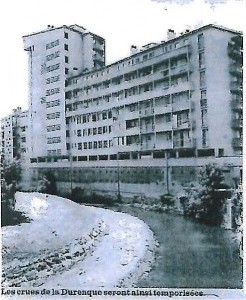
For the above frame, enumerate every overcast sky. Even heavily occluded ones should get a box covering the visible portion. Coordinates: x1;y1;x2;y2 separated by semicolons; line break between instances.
0;0;243;119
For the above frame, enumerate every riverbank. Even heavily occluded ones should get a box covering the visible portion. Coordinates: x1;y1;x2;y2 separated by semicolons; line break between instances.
112;204;242;288
2;192;156;289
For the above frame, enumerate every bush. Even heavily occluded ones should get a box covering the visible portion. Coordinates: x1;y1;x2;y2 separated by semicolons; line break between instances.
197;164;231;227
1;160;30;226
160;193;174;208
70;188;114;206
36;172;57;195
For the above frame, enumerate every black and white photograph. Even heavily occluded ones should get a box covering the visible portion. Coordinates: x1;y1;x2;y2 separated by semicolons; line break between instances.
0;0;244;299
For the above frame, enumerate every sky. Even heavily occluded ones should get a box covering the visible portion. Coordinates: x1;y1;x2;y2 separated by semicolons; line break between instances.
0;0;243;119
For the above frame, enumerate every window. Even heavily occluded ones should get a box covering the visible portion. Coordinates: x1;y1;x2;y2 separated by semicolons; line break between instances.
65;56;69;63
65;68;69;75
199;71;206;87
108;110;112;118
202;129;208;147
103;140;108;148
78;143;82;150
89;142;92;149
98;141;102;148
77;130;81;137
64;32;68;39
198;33;204;50
83;142;87;149
218;148;224;157
201;90;207;99
201;109;208;126
93;141;98;149
103;126;107;134
92;114;97;122
64;44;68;51
199;52;205;68
102;111;107;120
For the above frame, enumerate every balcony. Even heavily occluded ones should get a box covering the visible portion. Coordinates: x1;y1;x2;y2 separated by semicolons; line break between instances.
139;108;155;117
172;100;190;112
228;47;242;60
140;142;156;151
170;64;189;77
155;104;172;115
140;125;155;134
155;122;172;132
173;138;193;148
229;63;242;75
155;140;173;150
232;137;243;148
126;126;140;135
173;120;191;130
230;82;242;92
231;98;243;111
231;118;243;129
166;81;191;94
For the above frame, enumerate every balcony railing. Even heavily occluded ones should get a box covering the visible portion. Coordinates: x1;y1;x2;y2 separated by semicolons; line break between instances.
231;98;243;110
232;137;243;148
230;82;243;91
231;118;243;129
173;138;193;148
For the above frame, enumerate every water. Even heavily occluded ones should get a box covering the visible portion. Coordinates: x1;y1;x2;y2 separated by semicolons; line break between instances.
113;205;242;288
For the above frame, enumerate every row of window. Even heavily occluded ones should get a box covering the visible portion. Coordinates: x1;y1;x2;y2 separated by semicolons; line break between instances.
46;99;60;108
68;139;113;150
46;75;60;85
47;136;61;144
69;110;113;124
46;39;59;50
47;124;61;132
46;87;60;97
46;63;60;73
46;112;60;120
45;88;60;96
68;125;112;138
47;149;61;156
46;51;60;62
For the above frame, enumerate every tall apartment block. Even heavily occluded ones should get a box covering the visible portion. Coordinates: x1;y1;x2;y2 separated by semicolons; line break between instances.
1;24;242;196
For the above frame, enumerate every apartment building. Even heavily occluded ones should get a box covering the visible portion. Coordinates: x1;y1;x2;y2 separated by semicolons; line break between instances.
23;24;105;160
1;24;243;196
1;107;29;164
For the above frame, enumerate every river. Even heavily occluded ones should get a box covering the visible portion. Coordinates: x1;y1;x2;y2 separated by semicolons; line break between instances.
112;205;242;289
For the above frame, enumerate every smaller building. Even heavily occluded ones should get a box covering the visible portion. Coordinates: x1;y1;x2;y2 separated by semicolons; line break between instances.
1;107;29;165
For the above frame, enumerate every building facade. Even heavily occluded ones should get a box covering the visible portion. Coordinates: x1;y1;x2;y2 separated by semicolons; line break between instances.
1;24;243;196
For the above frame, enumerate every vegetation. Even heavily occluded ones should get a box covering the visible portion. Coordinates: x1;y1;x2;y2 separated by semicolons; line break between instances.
1;160;30;226
37;171;57;195
70;187;114;207
180;164;231;227
160;193;175;209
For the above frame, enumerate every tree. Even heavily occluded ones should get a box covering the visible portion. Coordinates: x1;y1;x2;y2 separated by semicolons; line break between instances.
1;159;24;226
197;164;231;226
36;171;57;195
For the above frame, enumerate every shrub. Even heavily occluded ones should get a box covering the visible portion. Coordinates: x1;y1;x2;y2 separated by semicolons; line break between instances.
160;193;174;208
197;164;231;227
36;171;57;195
